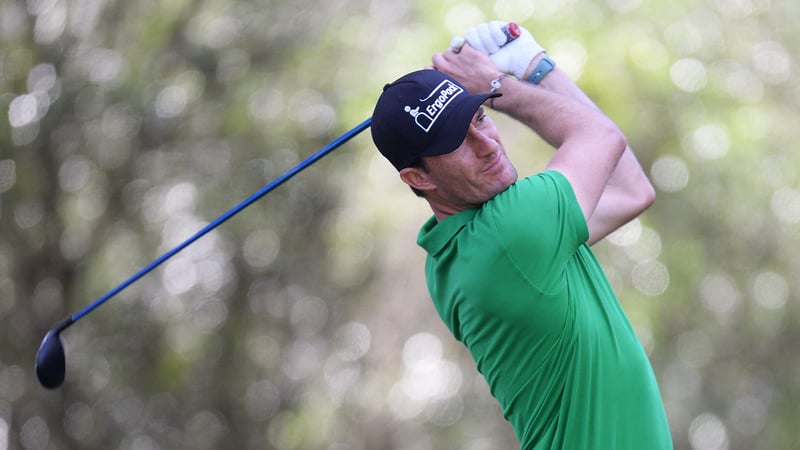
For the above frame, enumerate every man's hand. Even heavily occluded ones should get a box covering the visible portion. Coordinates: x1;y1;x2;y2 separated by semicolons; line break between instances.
462;21;545;79
432;45;502;96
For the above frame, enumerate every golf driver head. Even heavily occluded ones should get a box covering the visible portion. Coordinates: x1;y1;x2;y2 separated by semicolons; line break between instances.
35;319;72;389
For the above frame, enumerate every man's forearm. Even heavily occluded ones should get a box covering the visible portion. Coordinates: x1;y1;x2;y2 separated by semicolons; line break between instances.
525;54;656;243
488;71;620;151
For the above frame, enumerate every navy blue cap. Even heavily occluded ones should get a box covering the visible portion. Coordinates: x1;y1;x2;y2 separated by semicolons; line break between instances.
371;70;500;170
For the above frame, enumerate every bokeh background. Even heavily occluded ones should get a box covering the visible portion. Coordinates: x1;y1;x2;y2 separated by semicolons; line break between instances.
2;0;799;448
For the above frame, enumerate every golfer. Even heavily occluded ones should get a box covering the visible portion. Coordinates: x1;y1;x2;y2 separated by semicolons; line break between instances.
370;21;672;449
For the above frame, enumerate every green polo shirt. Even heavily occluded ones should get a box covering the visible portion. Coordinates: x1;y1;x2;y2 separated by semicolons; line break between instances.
417;170;671;449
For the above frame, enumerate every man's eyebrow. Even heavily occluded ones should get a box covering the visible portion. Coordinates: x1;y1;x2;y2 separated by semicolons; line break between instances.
474;106;485;121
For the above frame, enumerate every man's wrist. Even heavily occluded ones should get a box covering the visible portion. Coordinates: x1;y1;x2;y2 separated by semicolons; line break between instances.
490;74;508;93
489;73;509;109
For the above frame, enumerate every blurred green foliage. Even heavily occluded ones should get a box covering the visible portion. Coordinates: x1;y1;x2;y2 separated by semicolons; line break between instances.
1;0;799;449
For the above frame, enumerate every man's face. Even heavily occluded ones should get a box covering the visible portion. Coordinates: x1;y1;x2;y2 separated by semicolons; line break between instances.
421;107;518;210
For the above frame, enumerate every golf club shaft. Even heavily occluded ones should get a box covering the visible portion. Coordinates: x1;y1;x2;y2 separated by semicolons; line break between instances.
67;117;372;325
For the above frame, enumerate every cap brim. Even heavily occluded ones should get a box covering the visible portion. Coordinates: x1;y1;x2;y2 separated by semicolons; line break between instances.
420;92;501;158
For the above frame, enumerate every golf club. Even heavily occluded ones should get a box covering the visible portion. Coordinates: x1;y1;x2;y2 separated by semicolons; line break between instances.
35;117;372;389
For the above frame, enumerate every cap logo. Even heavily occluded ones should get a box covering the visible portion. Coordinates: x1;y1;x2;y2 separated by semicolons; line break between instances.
404;80;463;133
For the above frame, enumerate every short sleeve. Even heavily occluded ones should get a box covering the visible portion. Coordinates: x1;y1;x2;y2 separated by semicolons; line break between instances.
483;170;589;292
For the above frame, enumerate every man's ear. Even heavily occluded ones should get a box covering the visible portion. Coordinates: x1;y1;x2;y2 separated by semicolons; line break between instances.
399;167;436;192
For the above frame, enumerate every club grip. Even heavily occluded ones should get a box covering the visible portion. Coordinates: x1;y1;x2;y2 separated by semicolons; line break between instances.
501;22;521;45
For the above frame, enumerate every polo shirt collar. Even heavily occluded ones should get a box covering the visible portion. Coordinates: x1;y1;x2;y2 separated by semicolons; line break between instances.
416;208;479;256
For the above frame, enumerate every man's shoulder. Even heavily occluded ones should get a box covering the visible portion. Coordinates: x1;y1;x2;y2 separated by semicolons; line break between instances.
487;169;575;211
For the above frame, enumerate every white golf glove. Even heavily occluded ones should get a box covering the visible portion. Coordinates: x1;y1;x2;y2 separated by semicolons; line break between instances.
462;21;545;79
